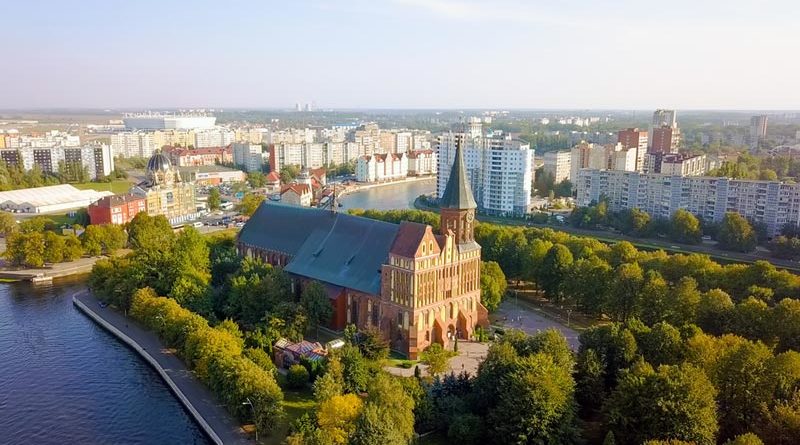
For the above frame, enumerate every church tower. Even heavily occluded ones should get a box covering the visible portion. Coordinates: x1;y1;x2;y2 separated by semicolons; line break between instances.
440;140;477;245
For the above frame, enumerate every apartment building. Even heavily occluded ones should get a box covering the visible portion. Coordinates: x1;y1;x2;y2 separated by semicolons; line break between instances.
750;115;768;150
543;150;571;183
0;144;114;180
232;143;263;172
656;153;707;176
355;153;408;182
194;128;235;148
167;146;233;167
575;169;800;237
617;128;648;171
437;120;534;215
111;132;156;158
407;150;437;176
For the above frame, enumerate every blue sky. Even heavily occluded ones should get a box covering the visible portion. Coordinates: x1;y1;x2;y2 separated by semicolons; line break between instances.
2;0;798;109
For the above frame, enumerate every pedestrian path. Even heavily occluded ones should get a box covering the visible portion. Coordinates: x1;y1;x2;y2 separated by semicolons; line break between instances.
73;291;252;445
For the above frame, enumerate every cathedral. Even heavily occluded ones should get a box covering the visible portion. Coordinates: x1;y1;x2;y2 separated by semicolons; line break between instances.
237;144;487;358
131;150;198;225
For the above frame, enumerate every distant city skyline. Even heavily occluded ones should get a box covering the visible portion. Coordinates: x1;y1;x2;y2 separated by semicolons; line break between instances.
3;0;799;109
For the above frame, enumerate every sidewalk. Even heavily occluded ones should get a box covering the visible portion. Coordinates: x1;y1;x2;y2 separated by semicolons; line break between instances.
74;291;252;445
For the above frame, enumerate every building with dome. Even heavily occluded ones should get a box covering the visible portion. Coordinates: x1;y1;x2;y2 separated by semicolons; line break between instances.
130;150;198;225
238;142;487;358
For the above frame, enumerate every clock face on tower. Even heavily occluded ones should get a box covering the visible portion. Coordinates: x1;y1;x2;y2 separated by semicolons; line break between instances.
466;212;474;223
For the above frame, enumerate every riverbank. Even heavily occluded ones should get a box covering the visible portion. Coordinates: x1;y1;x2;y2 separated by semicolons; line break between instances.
0;256;100;282
73;291;251;445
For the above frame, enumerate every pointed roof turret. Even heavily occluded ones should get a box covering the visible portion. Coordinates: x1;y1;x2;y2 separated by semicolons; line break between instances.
440;140;477;209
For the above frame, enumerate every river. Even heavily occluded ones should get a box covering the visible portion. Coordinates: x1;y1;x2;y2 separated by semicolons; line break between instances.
338;178;436;211
0;277;210;445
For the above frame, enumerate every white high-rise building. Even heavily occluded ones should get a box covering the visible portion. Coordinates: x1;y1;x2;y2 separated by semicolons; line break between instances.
194;128;235;148
543;150;572;183
110;132;155;158
575;169;800;237
437;121;534;215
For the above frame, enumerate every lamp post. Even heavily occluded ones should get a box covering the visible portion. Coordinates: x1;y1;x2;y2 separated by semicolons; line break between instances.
243;397;257;442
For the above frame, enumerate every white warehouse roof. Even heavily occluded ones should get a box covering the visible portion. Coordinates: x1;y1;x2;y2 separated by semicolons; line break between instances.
0;184;114;214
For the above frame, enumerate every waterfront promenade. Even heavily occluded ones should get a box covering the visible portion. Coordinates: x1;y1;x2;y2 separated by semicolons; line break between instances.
73;291;251;445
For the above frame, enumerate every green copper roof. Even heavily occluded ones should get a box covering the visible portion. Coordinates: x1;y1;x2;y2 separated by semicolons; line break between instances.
238;202;399;295
440;143;477;209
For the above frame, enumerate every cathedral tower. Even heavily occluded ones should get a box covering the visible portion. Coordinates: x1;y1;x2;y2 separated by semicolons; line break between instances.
440;140;477;245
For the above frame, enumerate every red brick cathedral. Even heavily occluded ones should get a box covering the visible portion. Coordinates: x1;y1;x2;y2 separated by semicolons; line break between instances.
238;144;488;358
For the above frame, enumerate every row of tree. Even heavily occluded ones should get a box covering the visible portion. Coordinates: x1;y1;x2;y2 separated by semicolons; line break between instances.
3;214;126;268
129;287;284;434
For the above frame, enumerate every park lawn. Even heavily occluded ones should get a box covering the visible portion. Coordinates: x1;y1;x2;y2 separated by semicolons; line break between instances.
72;180;133;195
44;213;80;226
263;374;316;445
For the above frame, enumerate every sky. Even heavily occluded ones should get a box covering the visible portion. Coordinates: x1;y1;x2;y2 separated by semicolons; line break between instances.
2;0;799;110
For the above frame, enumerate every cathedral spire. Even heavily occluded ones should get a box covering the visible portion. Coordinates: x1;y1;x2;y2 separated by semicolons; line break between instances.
440;139;477;210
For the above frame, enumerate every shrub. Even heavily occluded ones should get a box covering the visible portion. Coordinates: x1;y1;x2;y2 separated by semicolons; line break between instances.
287;364;310;389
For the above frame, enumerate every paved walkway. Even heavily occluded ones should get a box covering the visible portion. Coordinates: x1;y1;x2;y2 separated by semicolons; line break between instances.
74;291;251;445
493;298;580;350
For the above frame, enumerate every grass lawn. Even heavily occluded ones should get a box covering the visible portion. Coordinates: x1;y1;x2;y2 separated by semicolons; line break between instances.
72;180;133;195
45;213;80;227
262;374;316;444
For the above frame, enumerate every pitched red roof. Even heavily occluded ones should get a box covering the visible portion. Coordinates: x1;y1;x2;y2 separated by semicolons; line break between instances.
389;221;437;258
265;171;280;183
280;183;311;196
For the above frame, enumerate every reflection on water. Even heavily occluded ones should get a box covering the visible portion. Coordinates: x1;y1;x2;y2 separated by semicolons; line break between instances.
339;179;435;211
0;278;210;445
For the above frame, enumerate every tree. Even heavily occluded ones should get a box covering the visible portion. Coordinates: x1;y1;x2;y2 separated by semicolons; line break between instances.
486;353;577;445
420;343;455;376
246;172;266;188
0;211;17;237
606;262;644;322
708;339;774;440
539;244;574;302
479;261;507;312
81;224;104;256
618;208;651;236
127;212;175;253
351;373;415;445
717;213;758;253
670;209;702;244
564;255;611;317
208;187;222;211
604;362;718;445
279;165;301;185
237;193;265;217
5;231;46;267
317;393;364;445
63;233;84;261
43;231;65;263
287;364;310;389
339;345;370;394
301;281;333;337
313;354;344;402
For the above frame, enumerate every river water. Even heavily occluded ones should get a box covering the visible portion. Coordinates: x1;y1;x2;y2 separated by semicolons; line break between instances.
0;278;210;445
338;178;436;211
0;181;433;444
